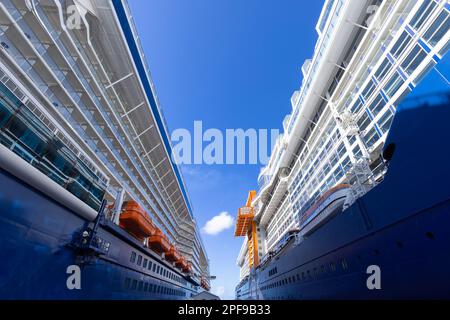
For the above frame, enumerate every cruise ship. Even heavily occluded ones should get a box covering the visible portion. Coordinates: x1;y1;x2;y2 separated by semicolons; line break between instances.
235;0;450;299
0;0;211;299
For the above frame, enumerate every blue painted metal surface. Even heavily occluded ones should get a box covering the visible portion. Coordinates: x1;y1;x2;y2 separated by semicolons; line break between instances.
0;168;198;300
237;50;450;300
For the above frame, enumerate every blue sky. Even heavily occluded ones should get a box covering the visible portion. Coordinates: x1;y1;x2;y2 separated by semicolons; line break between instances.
128;0;324;299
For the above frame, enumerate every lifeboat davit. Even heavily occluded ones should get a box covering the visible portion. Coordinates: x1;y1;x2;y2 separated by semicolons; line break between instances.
119;201;156;241
148;229;171;254
165;245;181;262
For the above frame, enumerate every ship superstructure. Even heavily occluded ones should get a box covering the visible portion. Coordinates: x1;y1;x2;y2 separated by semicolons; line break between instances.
236;0;450;299
0;0;210;299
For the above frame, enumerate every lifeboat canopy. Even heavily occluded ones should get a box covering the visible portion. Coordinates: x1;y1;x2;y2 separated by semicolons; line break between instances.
148;228;171;254
119;201;156;241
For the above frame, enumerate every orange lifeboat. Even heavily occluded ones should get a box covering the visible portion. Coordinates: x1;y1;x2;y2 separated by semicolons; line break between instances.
175;256;186;269
148;228;171;254
201;277;210;291
119;201;156;241
165;245;181;263
175;257;191;273
182;261;192;273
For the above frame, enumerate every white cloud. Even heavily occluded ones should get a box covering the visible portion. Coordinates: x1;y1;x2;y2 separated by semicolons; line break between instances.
202;212;234;235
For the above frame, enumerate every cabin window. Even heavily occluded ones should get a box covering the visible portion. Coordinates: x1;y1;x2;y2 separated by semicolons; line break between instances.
378;110;394;133
410;0;438;31
148;261;152;271
137;255;142;266
131;279;137;290
152;264;156;272
391;31;412;59
0;85;107;211
401;45;427;76
138;281;143;291
144;282;148;291
341;259;349;270
330;262;336;272
124;278;130;289
143;258;148;268
367;94;385;118
130;252;136;263
375;58;392;81
361;80;376;101
424;10;450;47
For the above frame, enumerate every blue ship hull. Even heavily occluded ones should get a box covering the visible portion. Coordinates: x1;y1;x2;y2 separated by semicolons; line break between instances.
0;167;199;300
236;52;450;300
